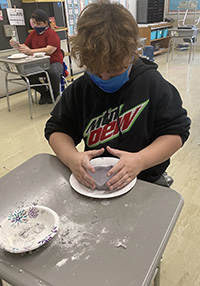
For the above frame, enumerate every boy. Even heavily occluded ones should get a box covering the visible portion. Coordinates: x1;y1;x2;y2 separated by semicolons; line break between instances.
10;9;63;104
45;0;190;190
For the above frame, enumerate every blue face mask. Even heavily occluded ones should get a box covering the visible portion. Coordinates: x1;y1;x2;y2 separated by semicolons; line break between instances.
88;63;132;93
34;26;48;35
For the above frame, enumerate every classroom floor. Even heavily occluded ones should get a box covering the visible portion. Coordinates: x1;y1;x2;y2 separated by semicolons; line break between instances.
1;49;200;286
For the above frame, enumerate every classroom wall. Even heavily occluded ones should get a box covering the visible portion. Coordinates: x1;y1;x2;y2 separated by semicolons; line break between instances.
0;0;199;98
129;0;137;18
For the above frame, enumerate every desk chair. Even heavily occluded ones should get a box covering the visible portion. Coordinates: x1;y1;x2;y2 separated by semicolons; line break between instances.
5;70;55;119
177;1;200;28
59;60;69;96
154;172;174;188
167;27;198;63
34;61;69;104
167;1;199;63
34;52;69;104
34;49;69;103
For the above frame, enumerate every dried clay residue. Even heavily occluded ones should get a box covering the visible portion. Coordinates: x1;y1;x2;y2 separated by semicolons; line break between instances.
10;222;45;249
53;215;93;251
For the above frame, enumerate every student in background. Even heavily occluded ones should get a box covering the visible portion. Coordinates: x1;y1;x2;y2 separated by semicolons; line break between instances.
44;0;191;190
10;9;63;104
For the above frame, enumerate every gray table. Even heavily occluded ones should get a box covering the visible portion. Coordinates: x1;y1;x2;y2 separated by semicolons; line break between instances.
0;55;55;119
0;154;184;286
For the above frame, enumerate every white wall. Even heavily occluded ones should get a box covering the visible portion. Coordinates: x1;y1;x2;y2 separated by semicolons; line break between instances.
128;0;137;18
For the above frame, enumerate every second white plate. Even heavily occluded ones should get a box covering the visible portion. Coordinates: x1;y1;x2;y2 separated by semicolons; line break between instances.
8;53;27;59
69;157;137;199
33;52;46;58
0;206;59;253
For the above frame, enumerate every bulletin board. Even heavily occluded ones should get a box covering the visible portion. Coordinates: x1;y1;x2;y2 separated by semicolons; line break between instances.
65;0;129;36
0;0;28;51
167;0;200;13
0;7;13;50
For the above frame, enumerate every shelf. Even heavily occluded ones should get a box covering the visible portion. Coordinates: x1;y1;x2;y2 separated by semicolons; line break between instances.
52;27;67;32
151;36;171;42
154;48;168;55
138;22;173;56
151;25;173;30
148;22;174;30
138;22;172;30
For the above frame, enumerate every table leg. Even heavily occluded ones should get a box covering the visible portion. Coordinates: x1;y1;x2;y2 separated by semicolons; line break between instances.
192;37;196;61
5;72;11;112
166;38;172;62
188;38;193;64
154;261;161;286
23;76;33;119
34;90;38;104
44;71;55;106
172;38;175;59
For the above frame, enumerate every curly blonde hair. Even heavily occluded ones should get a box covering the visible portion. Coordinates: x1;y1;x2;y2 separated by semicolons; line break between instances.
70;0;140;75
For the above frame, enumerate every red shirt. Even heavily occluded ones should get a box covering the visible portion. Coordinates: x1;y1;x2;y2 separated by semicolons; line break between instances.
24;27;63;64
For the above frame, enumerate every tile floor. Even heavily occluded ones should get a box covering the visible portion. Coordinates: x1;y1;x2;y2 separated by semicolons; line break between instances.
0;49;200;286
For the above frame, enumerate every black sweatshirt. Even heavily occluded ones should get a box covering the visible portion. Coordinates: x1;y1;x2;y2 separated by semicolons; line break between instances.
45;58;191;183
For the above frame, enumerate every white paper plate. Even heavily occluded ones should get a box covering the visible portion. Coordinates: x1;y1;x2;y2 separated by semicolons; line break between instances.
33;52;46;58
69;157;137;199
0;206;59;253
8;54;27;59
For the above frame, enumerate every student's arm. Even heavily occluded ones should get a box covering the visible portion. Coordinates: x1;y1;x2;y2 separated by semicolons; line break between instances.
49;132;104;189
18;44;56;55
106;134;182;190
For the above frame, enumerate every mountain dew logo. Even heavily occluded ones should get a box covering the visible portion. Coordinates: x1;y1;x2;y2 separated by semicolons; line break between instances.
84;99;149;147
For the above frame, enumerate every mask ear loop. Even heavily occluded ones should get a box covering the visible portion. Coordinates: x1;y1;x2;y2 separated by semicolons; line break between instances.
116;89;126;141
110;60;133;138
117;107;124;140
116;58;133;139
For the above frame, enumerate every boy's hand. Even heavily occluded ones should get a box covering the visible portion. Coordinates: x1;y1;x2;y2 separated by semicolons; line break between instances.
69;148;105;189
105;146;144;190
10;39;20;49
18;44;33;55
